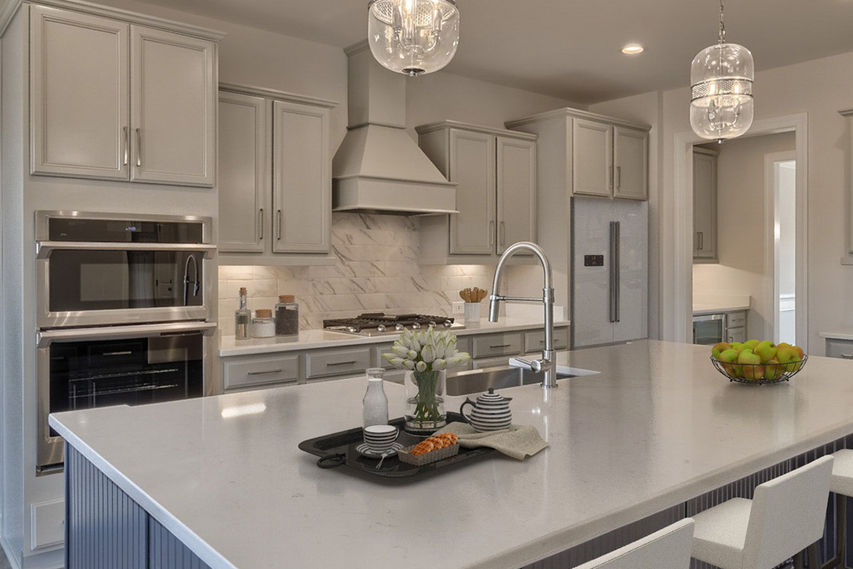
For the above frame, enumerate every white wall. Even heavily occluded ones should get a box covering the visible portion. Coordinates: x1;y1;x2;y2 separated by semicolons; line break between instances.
594;49;853;354
692;133;795;339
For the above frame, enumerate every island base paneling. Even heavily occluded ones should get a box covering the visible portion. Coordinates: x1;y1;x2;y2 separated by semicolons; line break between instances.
65;446;211;569
523;434;851;569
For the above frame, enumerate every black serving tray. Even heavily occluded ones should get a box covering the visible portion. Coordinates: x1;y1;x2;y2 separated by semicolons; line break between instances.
298;413;497;482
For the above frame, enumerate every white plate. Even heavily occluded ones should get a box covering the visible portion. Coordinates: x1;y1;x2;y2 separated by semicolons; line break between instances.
356;442;404;458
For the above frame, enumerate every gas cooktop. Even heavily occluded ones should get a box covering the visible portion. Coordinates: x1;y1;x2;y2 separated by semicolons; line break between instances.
323;313;459;337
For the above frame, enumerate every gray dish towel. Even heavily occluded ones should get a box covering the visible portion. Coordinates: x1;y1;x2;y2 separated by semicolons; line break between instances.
435;422;548;461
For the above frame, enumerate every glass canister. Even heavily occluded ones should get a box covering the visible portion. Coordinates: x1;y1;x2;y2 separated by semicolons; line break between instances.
275;295;299;337
363;368;389;427
250;309;276;338
234;287;251;340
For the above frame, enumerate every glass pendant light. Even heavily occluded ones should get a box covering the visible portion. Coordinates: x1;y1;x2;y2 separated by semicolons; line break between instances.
367;0;460;76
690;0;754;142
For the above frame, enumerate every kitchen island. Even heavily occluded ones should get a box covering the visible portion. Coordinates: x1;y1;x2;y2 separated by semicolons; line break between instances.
50;340;853;569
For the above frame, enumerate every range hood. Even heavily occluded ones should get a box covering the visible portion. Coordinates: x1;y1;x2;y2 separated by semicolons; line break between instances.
332;43;457;215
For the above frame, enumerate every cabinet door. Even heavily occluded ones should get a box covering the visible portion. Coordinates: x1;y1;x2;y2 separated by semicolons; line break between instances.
613;126;648;200
693;150;717;259
130;26;216;186
496;137;536;253
572;119;612;198
218;92;269;253
449;129;496;254
272;100;331;253
30;6;129;180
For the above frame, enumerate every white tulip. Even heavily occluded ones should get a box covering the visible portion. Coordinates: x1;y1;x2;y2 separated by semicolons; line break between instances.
434;338;446;359
402;359;415;370
407;349;417;360
415;360;427;372
421;344;435;363
392;345;409;358
433;358;447;371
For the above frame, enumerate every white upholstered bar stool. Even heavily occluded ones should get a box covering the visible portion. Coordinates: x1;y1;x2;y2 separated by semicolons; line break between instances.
691;455;834;569
573;519;694;569
820;448;853;569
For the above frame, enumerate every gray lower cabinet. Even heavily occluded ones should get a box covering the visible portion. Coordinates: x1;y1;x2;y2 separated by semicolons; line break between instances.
222;352;299;390
825;338;853;360
66;445;210;569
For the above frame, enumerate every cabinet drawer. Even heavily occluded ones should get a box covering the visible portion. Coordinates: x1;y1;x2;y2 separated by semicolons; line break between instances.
472;355;512;369
471;332;523;359
826;339;853;360
524;328;569;353
726;326;745;344
305;347;371;379
223;353;299;390
726;311;746;328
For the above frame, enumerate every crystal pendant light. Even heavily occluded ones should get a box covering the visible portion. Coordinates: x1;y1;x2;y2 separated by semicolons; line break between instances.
367;0;460;76
690;0;754;142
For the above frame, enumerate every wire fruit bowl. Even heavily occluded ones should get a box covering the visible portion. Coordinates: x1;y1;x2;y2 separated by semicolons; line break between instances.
710;354;808;385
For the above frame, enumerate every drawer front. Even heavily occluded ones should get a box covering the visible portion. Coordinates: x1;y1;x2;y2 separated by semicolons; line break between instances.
471;332;523;359
223;353;299;390
370;343;407;384
725;326;745;344
726;311;746;328
826;339;853;360
524;328;569;353
305;347;371;379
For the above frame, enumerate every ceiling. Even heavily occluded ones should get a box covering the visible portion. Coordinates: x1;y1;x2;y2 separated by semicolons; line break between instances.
131;0;853;104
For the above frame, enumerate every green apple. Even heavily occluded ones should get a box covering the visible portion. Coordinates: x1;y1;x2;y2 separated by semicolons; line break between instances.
738;349;764;380
764;359;781;380
718;348;742;377
731;342;745;354
755;341;777;363
777;346;798;372
743;339;760;352
711;342;732;360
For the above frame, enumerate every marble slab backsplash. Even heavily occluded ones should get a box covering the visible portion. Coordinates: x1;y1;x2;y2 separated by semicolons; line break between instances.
217;213;532;335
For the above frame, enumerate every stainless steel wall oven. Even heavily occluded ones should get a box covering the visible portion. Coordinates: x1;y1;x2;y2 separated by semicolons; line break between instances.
35;212;217;472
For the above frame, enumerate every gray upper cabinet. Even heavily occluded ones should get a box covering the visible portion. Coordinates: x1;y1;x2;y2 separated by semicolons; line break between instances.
29;5;217;187
572;118;612;198
272;100;331;254
416;121;536;263
218;85;335;264
130;26;216;186
218;91;267;253
613;126;649;200
693;147;718;261
573;119;648;200
30;7;129;180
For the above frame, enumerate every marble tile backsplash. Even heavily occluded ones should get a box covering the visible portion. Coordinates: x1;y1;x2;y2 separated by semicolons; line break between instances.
218;213;499;335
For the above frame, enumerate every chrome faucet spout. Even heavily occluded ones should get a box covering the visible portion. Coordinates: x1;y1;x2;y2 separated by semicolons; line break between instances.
489;241;557;389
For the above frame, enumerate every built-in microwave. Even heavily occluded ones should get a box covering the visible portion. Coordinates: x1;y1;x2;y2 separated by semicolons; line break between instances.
35;211;215;328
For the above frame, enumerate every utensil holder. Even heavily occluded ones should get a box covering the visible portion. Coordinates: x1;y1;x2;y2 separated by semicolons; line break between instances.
464;302;481;326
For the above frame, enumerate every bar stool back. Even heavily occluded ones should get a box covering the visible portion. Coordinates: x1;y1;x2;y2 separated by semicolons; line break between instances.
573;519;694;569
692;455;834;569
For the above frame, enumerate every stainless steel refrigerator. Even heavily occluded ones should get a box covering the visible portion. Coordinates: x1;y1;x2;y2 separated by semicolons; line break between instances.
571;196;648;348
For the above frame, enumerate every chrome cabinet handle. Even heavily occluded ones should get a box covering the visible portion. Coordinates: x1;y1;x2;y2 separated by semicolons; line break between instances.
276;210;282;241
258;209;264;240
326;360;357;367
135;128;142;167
609;164;614;189
122;127;129;166
841;354;853;360
616;166;622;189
102;350;132;357
500;221;506;247
489;220;495;246
699;231;704;251
247;369;283;376
489;344;512;349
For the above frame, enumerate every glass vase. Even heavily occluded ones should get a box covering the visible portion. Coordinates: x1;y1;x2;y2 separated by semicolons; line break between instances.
404;369;447;433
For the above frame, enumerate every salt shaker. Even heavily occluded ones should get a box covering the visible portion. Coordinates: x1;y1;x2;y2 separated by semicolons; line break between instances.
362;368;389;427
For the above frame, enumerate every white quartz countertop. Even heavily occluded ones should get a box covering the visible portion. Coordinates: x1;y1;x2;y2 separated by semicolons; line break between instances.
50;340;853;569
692;303;751;316
219;317;571;357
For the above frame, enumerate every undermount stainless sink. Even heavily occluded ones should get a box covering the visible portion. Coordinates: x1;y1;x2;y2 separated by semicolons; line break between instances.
446;365;577;396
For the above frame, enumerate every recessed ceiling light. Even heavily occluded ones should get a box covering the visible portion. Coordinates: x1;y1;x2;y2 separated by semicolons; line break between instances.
621;43;644;55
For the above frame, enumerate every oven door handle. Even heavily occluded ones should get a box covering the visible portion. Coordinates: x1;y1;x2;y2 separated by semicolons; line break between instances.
37;322;217;347
35;241;217;259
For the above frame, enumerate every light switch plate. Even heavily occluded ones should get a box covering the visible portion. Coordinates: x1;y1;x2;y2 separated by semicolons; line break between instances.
451;301;464;315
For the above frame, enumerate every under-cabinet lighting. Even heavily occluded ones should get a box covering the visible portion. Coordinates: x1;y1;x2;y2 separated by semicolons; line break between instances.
621;43;644;55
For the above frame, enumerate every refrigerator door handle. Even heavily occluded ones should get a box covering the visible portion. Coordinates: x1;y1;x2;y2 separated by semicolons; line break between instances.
609;221;617;323
614;221;621;322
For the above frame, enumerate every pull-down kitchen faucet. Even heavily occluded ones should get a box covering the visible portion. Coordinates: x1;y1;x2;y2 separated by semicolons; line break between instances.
488;241;557;389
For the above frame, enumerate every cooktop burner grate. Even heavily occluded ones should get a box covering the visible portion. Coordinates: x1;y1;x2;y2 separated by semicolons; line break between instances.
323;313;457;336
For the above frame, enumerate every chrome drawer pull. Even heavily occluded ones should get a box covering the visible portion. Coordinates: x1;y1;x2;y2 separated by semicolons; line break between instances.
326;360;357;367
489;344;512;349
841;354;853;360
102;350;132;356
247;369;283;376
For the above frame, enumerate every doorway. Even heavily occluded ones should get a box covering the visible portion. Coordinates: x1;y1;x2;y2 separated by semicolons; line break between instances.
767;154;796;344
